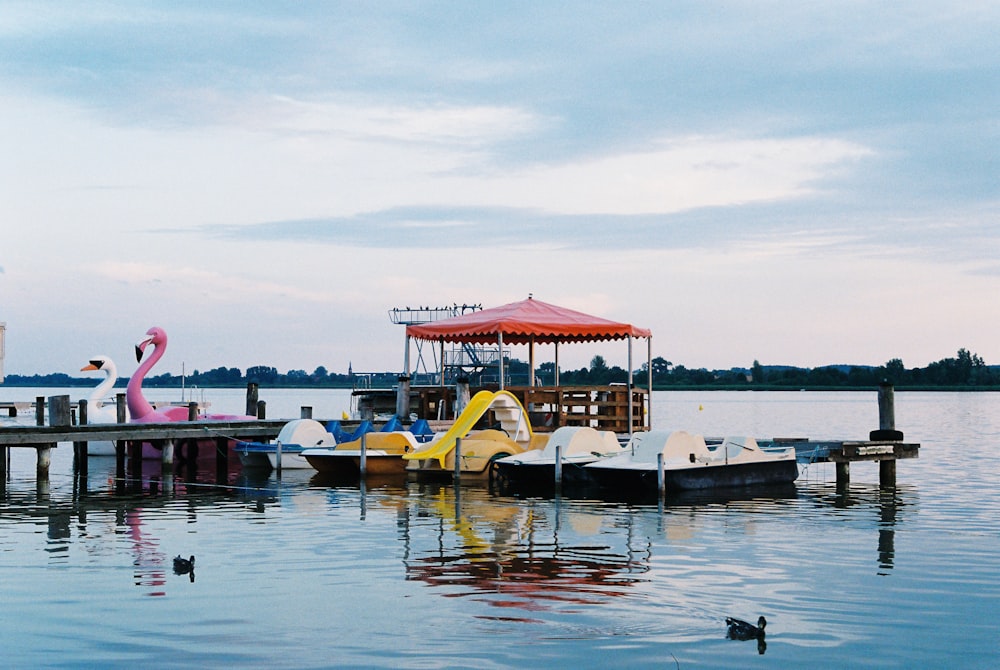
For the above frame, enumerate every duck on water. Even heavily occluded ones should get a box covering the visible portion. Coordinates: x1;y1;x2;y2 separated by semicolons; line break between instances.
726;615;766;654
173;555;195;582
726;615;766;640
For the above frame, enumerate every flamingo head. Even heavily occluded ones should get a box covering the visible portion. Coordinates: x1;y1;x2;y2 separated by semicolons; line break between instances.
81;356;112;372
135;327;167;363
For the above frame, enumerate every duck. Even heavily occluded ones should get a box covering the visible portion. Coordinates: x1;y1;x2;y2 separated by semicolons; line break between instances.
726;615;766;640
173;555;195;574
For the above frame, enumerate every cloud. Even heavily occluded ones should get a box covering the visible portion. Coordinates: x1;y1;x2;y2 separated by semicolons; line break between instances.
90;262;332;303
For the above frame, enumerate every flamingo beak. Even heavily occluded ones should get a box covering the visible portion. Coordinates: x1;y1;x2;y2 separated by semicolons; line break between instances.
135;337;153;363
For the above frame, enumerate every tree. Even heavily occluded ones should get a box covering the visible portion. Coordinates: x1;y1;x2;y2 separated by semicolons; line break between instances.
751;360;765;384
589;355;610;384
650;357;672;379
246;365;279;384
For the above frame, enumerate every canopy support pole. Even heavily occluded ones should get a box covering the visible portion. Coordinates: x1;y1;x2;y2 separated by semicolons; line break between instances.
627;337;634;435
554;343;560;387
647;335;653;429
528;336;535;387
498;332;504;390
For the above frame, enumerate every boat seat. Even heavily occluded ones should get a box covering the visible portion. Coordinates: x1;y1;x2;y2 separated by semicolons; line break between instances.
410;418;435;443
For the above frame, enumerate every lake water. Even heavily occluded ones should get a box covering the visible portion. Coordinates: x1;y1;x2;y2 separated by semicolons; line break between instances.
1;388;998;669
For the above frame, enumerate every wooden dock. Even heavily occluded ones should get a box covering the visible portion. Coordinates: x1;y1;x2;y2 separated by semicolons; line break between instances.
0;391;287;483
1;383;919;489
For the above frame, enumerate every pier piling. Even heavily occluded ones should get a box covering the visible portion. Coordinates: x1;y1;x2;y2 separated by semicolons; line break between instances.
830;383;914;488
878;382;897;487
246;383;259;417
74;399;89;477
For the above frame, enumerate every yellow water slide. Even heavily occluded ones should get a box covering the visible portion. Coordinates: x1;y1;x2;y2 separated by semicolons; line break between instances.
402;390;534;468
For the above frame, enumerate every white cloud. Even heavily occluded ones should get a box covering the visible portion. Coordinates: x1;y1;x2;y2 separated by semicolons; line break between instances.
462;135;873;215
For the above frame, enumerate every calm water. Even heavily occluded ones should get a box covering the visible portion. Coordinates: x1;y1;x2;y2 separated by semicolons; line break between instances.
1;388;998;669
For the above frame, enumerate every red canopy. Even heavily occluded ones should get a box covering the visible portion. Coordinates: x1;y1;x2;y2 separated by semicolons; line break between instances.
405;297;651;344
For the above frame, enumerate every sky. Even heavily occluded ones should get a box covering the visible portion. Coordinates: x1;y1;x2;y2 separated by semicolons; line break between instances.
1;2;998;380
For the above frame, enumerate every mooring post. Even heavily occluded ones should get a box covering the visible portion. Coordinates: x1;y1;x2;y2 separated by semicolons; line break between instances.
161;439;175;470
301;406;312;419
116;393;126;423
396;375;411;422
35;396;45;426
256;400;266;420
878;381;895;431
246;382;259;417
187;402;198;421
359;432;367;477
454;437;462;482
878;381;897;488
880;459;897;487
43;395;71;481
75;399;89;477
455;376;471;417
554;443;563;486
836;461;850;487
657;452;665;496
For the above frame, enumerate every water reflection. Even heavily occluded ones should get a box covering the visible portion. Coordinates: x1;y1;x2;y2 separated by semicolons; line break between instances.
815;482;911;575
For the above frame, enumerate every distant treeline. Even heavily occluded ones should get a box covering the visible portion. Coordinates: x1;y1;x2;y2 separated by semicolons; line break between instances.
4;349;997;390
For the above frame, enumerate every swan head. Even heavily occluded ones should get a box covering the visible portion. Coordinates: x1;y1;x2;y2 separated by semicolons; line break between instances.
135;327;167;363
81;356;113;373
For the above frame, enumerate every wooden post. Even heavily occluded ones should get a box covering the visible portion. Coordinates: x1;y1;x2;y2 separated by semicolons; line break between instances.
246;383;259;417
116;393;126;423
878;381;897;488
115;440;126;486
75;399;89;477
880;459;897;487
396;375;411;421
455;376;470;417
878;381;895;431
43;395;71;480
161;439;175;469
836;461;850;487
301;406;313;419
256;401;266;420
359;432;367;477
554;443;563;486
35;396;45;426
657;452;665;496
454;437;462;481
187;402;198;421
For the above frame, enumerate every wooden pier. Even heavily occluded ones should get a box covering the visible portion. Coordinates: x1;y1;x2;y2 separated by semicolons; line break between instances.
0;393;286;483
1;383;918;489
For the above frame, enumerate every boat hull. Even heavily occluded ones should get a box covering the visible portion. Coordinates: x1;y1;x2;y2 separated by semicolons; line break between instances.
586;458;799;493
235;442;314;470
303;451;407;477
491;459;599;491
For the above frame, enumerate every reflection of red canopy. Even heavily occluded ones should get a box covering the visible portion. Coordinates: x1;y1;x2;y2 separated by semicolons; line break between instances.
405;297;651;344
